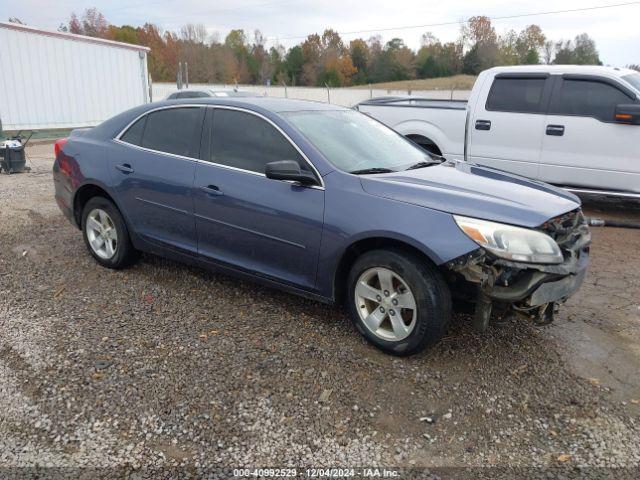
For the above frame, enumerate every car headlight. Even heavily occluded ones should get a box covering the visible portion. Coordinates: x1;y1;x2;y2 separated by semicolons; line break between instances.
454;215;563;264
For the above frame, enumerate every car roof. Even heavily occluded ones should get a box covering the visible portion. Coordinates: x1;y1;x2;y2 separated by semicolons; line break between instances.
158;96;347;113
485;65;638;78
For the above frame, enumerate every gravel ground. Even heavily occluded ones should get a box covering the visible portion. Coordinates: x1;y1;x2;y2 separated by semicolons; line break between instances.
1;144;639;477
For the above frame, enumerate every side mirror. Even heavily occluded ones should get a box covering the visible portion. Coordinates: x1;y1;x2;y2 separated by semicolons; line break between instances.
265;160;318;186
614;104;640;125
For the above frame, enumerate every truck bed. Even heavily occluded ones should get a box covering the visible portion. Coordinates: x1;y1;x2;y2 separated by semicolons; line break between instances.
358;97;468;110
358;97;468;159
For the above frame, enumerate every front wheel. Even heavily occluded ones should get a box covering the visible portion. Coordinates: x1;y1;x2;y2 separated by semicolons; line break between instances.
347;249;451;356
81;196;140;269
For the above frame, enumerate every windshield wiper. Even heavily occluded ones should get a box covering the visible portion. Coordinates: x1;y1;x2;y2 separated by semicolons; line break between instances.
405;160;442;170
349;167;395;175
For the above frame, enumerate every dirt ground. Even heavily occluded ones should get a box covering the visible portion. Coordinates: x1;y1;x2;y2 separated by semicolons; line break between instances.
1;143;639;477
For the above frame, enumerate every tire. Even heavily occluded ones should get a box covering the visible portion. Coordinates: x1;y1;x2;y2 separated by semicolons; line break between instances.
347;249;451;356
81;196;140;269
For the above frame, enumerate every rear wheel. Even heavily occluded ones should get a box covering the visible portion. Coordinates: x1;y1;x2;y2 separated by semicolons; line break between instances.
406;135;442;156
81;196;139;269
347;249;451;356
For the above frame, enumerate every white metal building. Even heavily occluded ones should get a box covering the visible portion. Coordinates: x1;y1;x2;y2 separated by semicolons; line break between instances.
0;22;150;132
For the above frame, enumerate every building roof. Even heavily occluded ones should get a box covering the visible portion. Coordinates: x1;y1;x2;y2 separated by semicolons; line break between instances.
0;21;150;53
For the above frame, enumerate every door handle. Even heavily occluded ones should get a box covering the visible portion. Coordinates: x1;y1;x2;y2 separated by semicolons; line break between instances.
115;163;134;174
200;184;223;196
475;119;491;131
546;125;565;136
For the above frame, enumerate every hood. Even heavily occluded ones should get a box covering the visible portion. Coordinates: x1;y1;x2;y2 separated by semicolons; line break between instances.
359;160;581;228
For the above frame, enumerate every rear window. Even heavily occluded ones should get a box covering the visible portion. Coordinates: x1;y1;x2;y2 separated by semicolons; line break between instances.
120;116;146;146
142;107;203;157
486;77;546;113
120;107;203;158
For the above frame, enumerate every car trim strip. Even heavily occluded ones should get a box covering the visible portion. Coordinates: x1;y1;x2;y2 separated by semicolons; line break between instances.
134;196;190;215
193;213;307;250
113;103;325;190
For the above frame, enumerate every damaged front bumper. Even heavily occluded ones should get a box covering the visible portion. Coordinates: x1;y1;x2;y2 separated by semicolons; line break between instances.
445;209;591;328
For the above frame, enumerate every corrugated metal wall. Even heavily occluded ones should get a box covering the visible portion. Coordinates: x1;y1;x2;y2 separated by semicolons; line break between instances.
0;23;149;131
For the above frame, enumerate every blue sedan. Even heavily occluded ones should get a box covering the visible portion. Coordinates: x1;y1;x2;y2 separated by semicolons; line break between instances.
53;98;590;355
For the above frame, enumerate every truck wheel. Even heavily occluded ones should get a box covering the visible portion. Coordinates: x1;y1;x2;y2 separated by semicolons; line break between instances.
347;249;451;356
81;196;140;269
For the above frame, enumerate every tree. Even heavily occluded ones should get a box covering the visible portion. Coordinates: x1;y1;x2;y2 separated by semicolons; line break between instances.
224;29;250;82
553;40;574;64
180;23;208;44
249;30;273;84
369;38;414;83
515;25;545;64
68;13;82;34
573;33;601;65
284;46;304;85
349;39;370;84
461;16;500;74
53;8;606;86
542;41;555;65
416;33;460;78
106;25;139;45
553;34;601;65
81;7;109;37
8;17;23;24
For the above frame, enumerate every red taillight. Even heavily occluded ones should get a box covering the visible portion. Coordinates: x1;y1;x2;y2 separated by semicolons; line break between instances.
54;138;68;157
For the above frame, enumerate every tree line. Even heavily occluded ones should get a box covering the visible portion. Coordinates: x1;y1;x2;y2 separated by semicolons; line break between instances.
26;8;616;86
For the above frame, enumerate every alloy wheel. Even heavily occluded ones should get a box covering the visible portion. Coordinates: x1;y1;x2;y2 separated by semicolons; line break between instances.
86;208;118;260
354;267;417;341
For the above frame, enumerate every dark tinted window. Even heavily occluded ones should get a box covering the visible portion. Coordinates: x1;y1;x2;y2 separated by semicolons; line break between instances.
180;91;210;98
550;79;634;121
210;109;310;174
486;77;546;113
120;116;146;146
141;107;203;157
623;73;640;91
167;92;179;99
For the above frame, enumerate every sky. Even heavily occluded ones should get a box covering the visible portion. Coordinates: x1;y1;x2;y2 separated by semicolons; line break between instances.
3;0;639;66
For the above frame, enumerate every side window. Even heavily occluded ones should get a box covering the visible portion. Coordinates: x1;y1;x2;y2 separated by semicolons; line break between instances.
141;107;203;157
486;77;546;113
210;109;311;175
550;79;634;121
120;116;146;146
167;92;178;99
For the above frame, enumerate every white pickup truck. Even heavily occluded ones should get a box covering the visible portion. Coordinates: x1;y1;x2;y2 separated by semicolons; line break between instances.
358;66;640;196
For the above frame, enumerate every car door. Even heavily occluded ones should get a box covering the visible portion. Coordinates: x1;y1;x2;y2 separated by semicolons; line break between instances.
468;74;552;179
539;76;640;193
110;106;205;253
193;107;325;290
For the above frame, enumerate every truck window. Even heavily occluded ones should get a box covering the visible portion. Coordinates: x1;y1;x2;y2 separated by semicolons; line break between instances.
486;77;546;113
549;79;634;122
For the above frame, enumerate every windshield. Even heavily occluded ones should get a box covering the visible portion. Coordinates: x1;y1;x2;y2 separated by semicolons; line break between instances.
622;73;640;92
283;110;434;173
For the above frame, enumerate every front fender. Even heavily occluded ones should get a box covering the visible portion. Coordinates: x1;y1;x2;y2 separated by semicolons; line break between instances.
315;171;480;299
